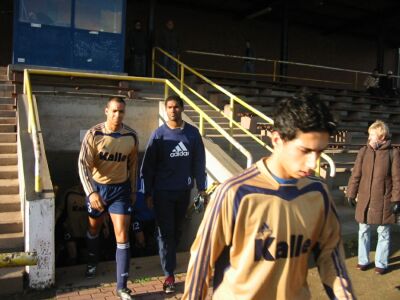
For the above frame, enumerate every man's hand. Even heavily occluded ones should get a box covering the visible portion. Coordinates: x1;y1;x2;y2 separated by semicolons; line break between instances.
199;190;209;206
392;202;400;214
145;195;154;210
347;197;357;208
89;192;104;212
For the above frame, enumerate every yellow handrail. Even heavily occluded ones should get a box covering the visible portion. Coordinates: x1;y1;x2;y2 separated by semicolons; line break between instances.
23;70;41;192
186;49;399;90
192;67;351;86
23;69;254;193
153;47;274;140
165;81;253;167
152;47;336;177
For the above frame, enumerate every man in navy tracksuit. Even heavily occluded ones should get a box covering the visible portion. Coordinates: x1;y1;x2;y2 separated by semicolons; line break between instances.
141;95;207;294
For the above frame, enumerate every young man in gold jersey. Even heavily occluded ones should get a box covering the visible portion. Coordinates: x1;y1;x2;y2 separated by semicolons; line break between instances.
183;96;355;299
79;97;138;300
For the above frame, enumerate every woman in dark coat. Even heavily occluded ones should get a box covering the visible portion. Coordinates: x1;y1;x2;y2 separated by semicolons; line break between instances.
346;120;400;274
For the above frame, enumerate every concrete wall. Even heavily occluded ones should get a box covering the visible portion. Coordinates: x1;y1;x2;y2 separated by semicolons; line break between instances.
18;95;55;289
36;95;159;152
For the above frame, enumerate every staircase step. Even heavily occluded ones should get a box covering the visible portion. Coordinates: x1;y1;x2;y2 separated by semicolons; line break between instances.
0;165;18;179
0;153;17;165
0;110;15;117
0;104;14;111
0;97;15;105
0;84;13;91
0;124;16;133
0;211;22;234
0;90;14;98
0;143;17;153
0;133;16;143
0;267;24;296
0;117;16;125
0;194;20;212
0;232;24;252
0;178;19;194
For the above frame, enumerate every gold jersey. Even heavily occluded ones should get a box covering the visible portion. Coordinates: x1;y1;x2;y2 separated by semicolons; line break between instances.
183;159;354;300
78;122;138;196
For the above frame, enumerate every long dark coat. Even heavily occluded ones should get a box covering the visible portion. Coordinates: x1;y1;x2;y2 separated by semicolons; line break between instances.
346;140;400;224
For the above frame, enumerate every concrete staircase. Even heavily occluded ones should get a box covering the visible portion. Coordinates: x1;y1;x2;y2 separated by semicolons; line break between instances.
0;66;24;295
182;76;361;237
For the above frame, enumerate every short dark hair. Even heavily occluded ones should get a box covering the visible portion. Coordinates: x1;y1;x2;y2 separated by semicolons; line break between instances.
165;95;184;108
107;97;126;107
273;95;336;141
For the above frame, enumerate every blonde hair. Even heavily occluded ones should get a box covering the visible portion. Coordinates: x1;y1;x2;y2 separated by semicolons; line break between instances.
368;120;390;139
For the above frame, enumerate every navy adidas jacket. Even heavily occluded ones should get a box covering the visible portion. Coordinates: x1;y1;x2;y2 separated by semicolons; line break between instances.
140;122;206;194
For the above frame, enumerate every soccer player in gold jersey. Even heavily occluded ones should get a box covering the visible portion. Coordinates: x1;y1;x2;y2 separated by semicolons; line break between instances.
183;95;355;300
79;97;138;300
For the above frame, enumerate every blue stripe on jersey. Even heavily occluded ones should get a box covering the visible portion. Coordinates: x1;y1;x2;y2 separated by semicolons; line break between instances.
323;283;336;300
332;246;353;293
233;181;330;219
94;131;137;139
188;166;260;300
193;167;261;299
330;202;340;220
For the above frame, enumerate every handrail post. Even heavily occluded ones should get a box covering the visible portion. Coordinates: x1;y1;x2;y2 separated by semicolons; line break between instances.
24;70;33;133
164;81;169;99
151;47;156;79
229;97;234;152
199;114;204;136
273;61;277;82
315;157;321;176
354;71;358;90
180;64;184;92
229;97;234;134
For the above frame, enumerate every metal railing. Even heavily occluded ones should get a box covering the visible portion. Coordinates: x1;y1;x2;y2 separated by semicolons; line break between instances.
186;49;400;90
152;47;336;177
23;69;253;193
0;252;37;268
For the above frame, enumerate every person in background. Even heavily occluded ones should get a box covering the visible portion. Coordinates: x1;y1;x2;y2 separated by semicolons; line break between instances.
129;20;147;76
363;68;380;96
159;19;180;76
243;40;255;74
347;120;400;275
379;70;398;98
55;184;88;266
141;95;207;294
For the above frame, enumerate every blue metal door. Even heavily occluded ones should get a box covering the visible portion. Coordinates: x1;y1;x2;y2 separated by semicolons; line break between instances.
13;0;73;68
13;0;126;73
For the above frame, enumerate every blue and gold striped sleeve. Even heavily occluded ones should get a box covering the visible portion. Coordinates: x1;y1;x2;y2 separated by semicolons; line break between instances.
78;126;98;196
183;166;259;300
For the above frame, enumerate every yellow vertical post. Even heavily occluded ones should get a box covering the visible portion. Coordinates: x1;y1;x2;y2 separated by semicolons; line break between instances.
180;64;184;92
24;70;33;133
164;81;170;100
229;97;234;152
273;61;277;82
199;115;204;136
315;157;321;176
354;71;358;90
151;48;156;79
